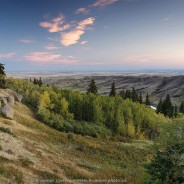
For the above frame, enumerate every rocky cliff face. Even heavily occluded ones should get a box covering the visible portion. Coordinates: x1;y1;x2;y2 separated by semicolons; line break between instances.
0;89;22;119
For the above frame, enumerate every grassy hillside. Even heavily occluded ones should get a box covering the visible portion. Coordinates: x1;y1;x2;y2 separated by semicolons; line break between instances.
0;99;154;183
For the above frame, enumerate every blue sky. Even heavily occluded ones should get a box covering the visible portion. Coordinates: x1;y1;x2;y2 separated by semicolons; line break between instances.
0;0;184;71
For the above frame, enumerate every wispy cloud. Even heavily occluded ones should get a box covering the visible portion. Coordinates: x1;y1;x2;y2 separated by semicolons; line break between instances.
0;52;16;59
60;17;95;46
24;52;79;64
45;44;61;50
91;0;119;7
24;52;61;62
75;7;89;14
80;41;88;45
161;15;174;22
19;39;35;43
40;15;71;33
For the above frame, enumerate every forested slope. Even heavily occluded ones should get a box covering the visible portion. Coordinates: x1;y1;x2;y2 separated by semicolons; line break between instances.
6;78;167;140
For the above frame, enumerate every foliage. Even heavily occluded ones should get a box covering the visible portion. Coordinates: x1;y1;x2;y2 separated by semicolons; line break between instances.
145;93;151;106
87;79;98;95
6;78;166;139
0;63;6;88
144;119;184;184
156;94;174;118
109;81;116;97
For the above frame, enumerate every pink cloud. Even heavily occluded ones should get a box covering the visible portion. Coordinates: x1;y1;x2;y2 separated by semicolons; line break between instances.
75;7;89;14
24;52;79;64
39;15;71;33
92;0;119;7
19;39;35;43
45;44;61;50
80;41;88;45
61;17;95;46
24;52;61;62
0;52;16;59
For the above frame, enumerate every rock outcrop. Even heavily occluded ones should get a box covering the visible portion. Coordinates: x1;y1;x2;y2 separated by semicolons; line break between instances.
0;89;22;119
0;104;14;119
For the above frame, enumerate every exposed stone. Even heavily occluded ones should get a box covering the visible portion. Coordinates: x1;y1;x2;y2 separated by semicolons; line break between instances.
13;93;22;102
7;95;15;106
0;104;14;119
0;97;8;107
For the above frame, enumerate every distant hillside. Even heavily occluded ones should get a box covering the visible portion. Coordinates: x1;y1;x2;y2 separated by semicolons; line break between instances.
41;75;184;106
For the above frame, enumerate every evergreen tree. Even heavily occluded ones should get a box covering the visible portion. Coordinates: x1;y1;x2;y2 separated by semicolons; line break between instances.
30;78;32;83
174;105;178;118
33;78;37;85
131;88;138;102
139;93;143;104
87;79;98;95
179;101;184;113
125;90;131;99
156;98;163;114
162;94;173;118
119;90;125;99
145;93;151;106
0;63;6;88
109;81;116;97
38;77;43;87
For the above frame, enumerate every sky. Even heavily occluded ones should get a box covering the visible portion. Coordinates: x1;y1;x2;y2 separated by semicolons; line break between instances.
0;0;184;71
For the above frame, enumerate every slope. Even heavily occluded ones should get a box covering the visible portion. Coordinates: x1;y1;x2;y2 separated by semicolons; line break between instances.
0;96;153;183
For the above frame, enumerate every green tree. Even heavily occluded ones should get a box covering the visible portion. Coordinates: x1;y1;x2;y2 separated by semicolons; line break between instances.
119;90;125;99
33;78;37;85
179;101;184;113
162;94;173;118
174;105;178;118
60;98;74;120
145;93;151;106
0;63;6;88
145;122;184;184
38;77;43;87
139;93;143;104
87;79;98;95
156;98;163;114
109;81;116;97
131;88;139;102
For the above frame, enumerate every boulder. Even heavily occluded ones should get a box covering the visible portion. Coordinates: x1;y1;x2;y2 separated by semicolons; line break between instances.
13;93;22;102
0;104;14;119
0;97;8;107
7;95;15;106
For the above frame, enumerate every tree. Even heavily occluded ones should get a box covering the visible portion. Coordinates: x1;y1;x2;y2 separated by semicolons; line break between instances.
131;88;139;102
174;105;178;118
33;78;37;85
0;63;6;88
87;79;98;95
109;81;116;97
162;94;173;118
38;91;51;111
156;98;163;114
139;93;143;104
145;93;151;106
38;77;43;87
179;101;184;113
119;90;125;99
145;122;184;183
